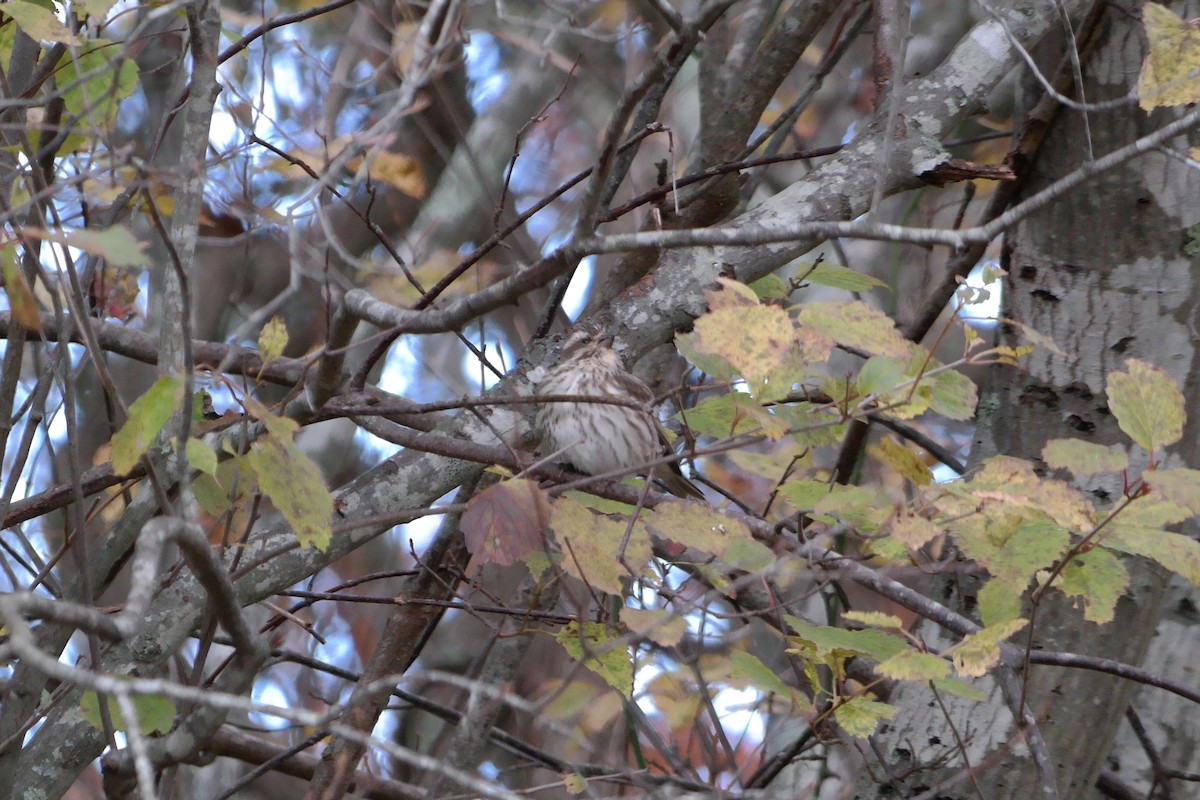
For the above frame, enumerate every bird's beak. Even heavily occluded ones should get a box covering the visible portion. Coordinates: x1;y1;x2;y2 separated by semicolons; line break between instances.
598;333;617;348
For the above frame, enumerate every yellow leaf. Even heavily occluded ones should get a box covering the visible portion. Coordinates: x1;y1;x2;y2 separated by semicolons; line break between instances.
1139;3;1200;110
258;316;289;363
562;772;587;795
835;696;897;738
2;246;42;331
245;432;334;550
871;438;933;485
799;300;911;358
358;150;426;198
843;610;905;630
888;512;943;549
692;304;795;386
1042;439;1129;475
549;496;651;595
1106;359;1185;453
2;1;83;44
875;650;950;681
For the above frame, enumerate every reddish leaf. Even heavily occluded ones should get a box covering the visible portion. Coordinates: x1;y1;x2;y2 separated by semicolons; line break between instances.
462;479;550;565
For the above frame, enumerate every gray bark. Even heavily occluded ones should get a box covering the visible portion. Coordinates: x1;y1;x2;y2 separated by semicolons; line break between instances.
858;6;1200;798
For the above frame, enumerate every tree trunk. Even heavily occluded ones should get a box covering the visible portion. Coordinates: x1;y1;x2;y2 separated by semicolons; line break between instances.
858;6;1200;798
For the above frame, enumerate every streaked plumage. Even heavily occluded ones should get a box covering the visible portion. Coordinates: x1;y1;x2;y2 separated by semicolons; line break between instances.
536;328;703;499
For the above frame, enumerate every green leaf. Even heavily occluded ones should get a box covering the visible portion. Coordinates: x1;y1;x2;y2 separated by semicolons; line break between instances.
60;40;139;121
245;432;334;550
776;479;830;509
111;376;184;475
952;619;1027;678
748;274;789;300
800;262;889;292
787;617;910;662
675;331;739;381
875;650;950;682
258;315;289;363
926;368;978;421
814;485;889;531
1106;359;1184;453
798;300;911;358
731;650;793;697
978;578;1023;627
549;496;651;595
643;502;773;571
1056;547;1129;624
557;621;633;696
185;438;218;477
835;696;897;738
1042;439;1129;475
564;491;635;516
80;691;175;734
2;1;83;44
676;393;764;439
1144;468;1200;515
1103;527;1200;584
931;677;987;702
856;356;907;398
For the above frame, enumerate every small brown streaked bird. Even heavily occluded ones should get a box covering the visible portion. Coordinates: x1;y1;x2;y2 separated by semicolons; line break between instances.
536;326;704;499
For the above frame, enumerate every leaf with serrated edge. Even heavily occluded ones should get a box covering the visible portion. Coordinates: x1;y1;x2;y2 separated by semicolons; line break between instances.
258;316;289;363
557;621;632;696
1056;547;1129;624
692;305;794;386
952;619;1027;678
835;697;897;738
978;578;1023;627
643;502;768;567
1145;468;1200;515
875;651;950;681
245;432;333;550
888;513;943;549
798;300;911;358
550;496;651;595
1139;3;1200;109
1106;359;1184;453
1103;526;1200;584
1042;439;1129;474
111;376;183;475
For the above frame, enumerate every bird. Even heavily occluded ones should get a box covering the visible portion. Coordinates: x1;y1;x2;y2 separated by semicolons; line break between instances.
536;326;704;499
